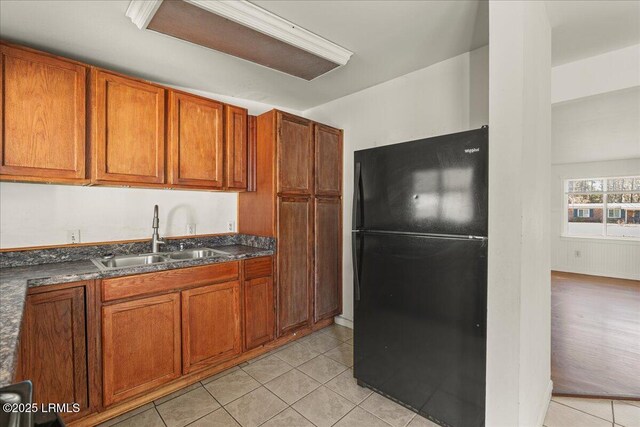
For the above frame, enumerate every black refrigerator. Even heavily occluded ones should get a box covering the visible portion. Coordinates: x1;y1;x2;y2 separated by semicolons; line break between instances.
353;127;488;427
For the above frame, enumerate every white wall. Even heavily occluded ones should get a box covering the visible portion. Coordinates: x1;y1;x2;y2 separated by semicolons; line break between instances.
0;87;299;249
552;44;640;104
486;2;551;426
552;87;640;164
550;87;640;279
0;183;237;248
303;45;489;325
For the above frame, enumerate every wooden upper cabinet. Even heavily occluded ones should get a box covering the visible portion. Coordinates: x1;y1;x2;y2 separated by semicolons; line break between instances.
277;196;312;334
168;91;224;189
225;105;248;190
181;281;242;374
0;44;87;182
314;198;342;322
17;286;90;421
315;124;343;197
91;69;165;185
102;293;181;406
277;112;313;195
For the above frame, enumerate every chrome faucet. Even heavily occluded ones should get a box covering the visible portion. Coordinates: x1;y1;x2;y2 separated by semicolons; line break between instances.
151;205;166;253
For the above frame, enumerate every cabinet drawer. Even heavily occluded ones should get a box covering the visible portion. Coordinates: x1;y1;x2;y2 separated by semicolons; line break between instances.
102;262;239;302
244;256;273;280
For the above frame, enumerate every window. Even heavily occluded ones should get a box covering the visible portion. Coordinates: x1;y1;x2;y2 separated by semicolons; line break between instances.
565;176;640;239
576;209;591;218
607;208;622;219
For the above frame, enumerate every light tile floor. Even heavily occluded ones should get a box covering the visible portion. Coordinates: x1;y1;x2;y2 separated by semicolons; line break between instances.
100;324;640;427
544;397;640;427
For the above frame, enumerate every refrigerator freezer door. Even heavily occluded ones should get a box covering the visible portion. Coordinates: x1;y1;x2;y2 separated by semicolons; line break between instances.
354;127;488;236
353;231;487;427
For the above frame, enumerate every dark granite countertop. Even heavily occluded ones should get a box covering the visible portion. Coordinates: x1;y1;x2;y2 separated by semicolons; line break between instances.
0;238;274;387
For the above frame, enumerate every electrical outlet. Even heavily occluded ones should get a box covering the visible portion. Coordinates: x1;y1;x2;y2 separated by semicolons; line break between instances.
227;221;235;232
574;250;581;258
186;223;197;235
67;230;81;244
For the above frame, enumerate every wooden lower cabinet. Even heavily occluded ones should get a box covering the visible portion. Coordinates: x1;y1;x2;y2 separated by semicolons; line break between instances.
314;197;342;322
181;281;242;374
277;197;313;335
16;285;91;422
13;256;338;426
244;277;275;350
102;293;181;406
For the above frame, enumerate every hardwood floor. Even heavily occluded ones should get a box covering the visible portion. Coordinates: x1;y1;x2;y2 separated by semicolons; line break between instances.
551;271;640;399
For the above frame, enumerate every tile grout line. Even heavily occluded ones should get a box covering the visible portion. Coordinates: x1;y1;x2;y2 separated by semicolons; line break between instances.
102;404;152;427
263;367;322;406
158;406;168;427
175;381;227;427
155;404;170;427
552;399;616;423
204;373;261;408
362;392;418;427
220;406;243;427
291;405;321;427
255;405;293;427
611;400;615;425
328;405;359;427
153;382;201;408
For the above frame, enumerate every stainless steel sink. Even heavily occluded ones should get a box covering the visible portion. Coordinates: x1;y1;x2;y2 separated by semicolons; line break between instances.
167;248;230;260
93;253;170;270
92;247;232;270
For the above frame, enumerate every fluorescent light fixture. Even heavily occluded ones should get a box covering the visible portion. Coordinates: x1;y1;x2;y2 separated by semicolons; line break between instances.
126;0;353;66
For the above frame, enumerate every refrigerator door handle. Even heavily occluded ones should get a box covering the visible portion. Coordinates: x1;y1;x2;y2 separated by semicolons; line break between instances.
352;232;361;301
353;162;363;229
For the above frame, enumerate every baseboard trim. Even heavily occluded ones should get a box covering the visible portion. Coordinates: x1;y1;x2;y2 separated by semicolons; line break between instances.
334;315;353;329
536;380;553;427
551;268;640;281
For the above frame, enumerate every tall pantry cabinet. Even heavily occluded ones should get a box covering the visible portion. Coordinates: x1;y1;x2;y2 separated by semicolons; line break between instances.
239;110;343;336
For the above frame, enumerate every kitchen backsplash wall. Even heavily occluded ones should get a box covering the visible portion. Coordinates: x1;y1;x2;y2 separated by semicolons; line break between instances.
0;182;238;249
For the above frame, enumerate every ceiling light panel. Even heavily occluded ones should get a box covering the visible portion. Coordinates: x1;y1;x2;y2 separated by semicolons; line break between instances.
126;0;353;80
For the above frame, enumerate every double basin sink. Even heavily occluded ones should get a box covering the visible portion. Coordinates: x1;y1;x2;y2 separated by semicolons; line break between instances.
91;248;232;271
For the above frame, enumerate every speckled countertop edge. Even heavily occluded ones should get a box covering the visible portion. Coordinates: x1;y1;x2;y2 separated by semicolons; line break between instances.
0;244;274;387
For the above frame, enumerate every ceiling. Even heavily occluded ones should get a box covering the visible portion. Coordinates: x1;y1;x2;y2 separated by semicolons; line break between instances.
0;0;487;110
546;0;640;66
0;1;637;110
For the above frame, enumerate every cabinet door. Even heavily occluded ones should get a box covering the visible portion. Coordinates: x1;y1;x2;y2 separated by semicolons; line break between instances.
315;124;343;197
277;197;312;334
0;44;87;182
244;277;275;350
168;91;224;188
17;287;89;421
92;70;165;184
277;112;313;195
225;105;248;190
182;281;242;374
314;197;342;322
102;293;181;406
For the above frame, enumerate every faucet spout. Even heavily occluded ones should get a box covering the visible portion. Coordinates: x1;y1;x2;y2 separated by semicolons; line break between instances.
151;205;165;253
